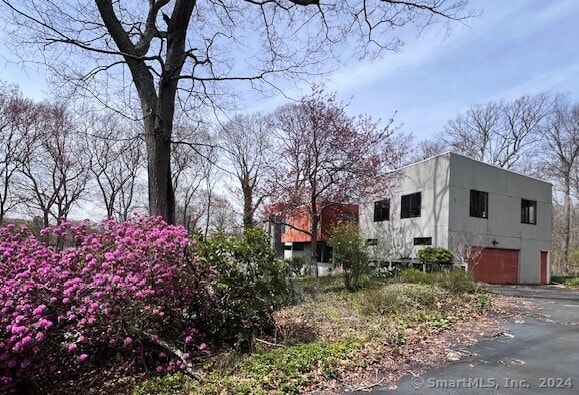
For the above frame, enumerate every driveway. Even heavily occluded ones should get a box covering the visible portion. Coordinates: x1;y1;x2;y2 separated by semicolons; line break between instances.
367;286;579;395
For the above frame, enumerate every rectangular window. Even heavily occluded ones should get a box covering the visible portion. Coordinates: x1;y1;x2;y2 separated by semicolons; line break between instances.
366;239;378;246
521;199;537;224
292;243;305;251
338;211;358;222
373;199;390;222
401;192;421;218
413;237;432;246
470;190;488;218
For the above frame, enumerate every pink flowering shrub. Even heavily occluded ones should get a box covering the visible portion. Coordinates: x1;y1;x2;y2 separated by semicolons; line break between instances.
0;216;214;391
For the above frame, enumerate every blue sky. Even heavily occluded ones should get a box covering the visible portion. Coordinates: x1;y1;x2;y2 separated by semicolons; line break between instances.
1;0;578;140
326;0;579;138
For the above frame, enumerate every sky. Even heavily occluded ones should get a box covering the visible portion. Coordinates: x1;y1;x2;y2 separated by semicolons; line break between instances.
1;0;578;140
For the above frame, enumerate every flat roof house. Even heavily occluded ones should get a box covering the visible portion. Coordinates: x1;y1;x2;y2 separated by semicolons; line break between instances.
360;152;552;285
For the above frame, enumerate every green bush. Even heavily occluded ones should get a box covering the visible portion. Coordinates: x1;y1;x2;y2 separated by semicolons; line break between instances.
431;269;477;293
399;268;431;284
195;228;295;350
417;247;454;265
327;223;370;291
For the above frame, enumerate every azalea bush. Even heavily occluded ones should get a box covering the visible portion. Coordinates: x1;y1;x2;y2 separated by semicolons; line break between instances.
0;216;215;391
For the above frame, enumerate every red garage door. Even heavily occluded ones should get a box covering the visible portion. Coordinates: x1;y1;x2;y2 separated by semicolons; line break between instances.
471;248;519;284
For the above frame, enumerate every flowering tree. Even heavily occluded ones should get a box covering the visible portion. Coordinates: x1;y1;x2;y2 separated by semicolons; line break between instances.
267;88;401;276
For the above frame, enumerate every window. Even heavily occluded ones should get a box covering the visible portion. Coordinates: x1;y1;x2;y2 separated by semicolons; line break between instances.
521;199;537;224
373;199;390;222
413;237;432;246
292;243;305;251
401;192;421;218
338;211;358;222
366;239;378;246
470;190;488;218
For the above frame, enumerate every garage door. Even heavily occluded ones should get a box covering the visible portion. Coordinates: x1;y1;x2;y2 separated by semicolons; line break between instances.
471;248;519;284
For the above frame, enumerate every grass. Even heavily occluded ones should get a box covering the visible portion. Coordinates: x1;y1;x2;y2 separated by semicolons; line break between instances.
133;270;491;395
551;274;579;287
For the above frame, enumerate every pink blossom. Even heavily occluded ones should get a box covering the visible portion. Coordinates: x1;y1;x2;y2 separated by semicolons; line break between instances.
79;354;88;362
199;343;207;350
123;337;132;345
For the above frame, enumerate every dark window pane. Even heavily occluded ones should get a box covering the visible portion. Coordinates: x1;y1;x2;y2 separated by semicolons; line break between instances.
470;190;488;218
373;199;390;222
366;239;378;246
413;237;432;245
521;199;537;224
401;192;421;218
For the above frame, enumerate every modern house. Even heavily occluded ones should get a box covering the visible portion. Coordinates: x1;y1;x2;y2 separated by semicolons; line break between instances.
359;152;552;285
270;204;359;274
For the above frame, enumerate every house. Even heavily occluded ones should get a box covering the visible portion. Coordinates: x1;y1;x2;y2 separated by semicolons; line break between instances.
270;203;359;274
359;152;552;285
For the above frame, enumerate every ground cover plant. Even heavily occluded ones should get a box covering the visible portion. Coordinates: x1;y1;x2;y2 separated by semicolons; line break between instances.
134;270;492;394
551;274;579;288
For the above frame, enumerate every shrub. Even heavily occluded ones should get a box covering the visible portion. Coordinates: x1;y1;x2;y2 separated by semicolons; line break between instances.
195;228;294;351
417;247;454;265
0;216;214;391
431;269;478;293
399;268;431;284
327;224;370;291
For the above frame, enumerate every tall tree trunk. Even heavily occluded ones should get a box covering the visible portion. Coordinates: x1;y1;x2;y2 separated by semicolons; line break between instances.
310;210;320;278
563;177;571;274
242;182;254;229
145;130;175;224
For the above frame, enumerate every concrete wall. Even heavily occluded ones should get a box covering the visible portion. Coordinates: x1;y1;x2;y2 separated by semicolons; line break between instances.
360;152;552;284
447;153;552;284
360;154;451;260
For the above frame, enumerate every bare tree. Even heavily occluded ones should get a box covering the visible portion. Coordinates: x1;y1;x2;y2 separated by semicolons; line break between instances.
0;82;33;225
85;114;144;220
447;231;484;269
410;137;448;162
1;0;473;223
540;100;579;273
207;193;238;233
442;94;554;171
16;103;90;230
218;113;272;229
171;126;216;234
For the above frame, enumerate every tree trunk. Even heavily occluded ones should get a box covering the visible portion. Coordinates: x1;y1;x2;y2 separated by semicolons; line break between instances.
145;130;175;224
563;177;572;274
310;211;320;278
242;182;254;229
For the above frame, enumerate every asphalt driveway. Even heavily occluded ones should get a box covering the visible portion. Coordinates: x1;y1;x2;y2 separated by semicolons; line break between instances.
367;285;579;395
